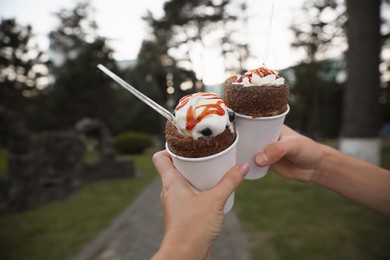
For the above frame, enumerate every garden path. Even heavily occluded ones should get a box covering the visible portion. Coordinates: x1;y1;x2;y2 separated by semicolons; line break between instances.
70;177;251;260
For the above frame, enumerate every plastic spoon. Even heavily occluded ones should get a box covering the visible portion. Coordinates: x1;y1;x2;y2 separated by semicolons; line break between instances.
97;64;175;123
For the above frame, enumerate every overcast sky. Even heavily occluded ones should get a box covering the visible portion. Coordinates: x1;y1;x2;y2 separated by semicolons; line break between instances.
1;0;307;85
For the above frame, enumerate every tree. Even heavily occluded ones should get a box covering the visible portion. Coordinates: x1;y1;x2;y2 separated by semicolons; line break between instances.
282;59;345;138
116;37;200;135
340;0;382;164
291;0;386;163
113;39;174;135
143;0;250;88
120;0;253;133
0;18;46;145
116;0;252;135
291;0;347;63
379;1;390;127
45;2;120;130
289;0;347;138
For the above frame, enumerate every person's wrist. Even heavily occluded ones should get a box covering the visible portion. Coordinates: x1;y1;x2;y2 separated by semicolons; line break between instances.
155;240;210;260
153;243;210;260
311;144;336;185
154;233;211;260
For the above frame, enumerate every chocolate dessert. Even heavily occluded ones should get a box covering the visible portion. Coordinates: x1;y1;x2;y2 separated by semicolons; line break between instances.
223;67;289;117
165;92;236;158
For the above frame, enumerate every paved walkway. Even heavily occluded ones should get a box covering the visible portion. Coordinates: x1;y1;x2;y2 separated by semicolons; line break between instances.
70;177;250;260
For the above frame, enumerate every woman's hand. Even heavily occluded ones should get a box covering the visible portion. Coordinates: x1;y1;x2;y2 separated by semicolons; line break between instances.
152;150;249;259
254;125;327;183
254;125;390;218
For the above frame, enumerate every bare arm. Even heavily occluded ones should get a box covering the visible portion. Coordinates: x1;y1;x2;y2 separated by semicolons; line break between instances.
315;145;390;218
152;151;249;260
255;125;390;218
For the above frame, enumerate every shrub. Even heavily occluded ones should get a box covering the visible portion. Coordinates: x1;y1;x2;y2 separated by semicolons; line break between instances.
114;132;153;154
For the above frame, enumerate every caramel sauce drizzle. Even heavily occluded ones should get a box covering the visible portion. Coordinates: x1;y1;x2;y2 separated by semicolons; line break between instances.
175;92;226;131
236;67;280;84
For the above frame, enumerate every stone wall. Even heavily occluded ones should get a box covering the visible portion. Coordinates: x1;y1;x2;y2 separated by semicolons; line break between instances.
6;131;85;212
1;118;135;214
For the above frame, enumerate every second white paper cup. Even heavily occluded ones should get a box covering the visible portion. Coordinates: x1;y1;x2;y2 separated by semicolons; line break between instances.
235;106;289;180
165;133;239;214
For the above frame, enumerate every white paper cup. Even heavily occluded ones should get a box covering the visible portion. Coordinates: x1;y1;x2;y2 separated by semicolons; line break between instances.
235;105;289;180
165;133;239;214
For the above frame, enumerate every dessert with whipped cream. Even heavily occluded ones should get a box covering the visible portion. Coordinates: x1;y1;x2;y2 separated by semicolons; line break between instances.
223;66;289;117
165;92;236;158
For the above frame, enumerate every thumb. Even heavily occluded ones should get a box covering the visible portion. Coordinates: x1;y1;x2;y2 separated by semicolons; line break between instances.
255;141;287;167
210;163;249;202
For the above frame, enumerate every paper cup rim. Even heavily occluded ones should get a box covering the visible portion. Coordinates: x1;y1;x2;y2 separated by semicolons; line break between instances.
166;132;239;162
235;104;290;121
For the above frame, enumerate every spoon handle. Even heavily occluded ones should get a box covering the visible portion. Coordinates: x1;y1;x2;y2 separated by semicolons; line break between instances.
97;64;175;123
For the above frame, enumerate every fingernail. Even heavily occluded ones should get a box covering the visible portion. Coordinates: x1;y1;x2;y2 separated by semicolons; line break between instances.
239;163;250;176
255;153;268;165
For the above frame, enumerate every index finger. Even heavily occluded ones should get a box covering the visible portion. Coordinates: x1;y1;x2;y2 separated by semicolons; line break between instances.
152;150;187;187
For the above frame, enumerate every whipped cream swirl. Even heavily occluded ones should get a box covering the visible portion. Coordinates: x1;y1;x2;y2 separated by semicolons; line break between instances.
233;67;285;87
174;92;235;140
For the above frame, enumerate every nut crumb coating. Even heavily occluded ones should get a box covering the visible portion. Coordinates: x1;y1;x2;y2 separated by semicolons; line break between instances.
223;76;289;118
165;121;236;158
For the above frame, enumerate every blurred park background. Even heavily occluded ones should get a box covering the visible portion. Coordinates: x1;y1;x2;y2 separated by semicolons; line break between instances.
1;0;390;259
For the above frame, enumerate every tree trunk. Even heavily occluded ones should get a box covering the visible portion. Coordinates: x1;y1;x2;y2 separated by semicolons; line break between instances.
340;0;381;165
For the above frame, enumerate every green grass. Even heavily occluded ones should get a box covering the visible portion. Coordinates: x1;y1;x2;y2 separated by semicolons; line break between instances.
235;158;390;259
0;154;157;260
84;151;100;163
0;148;7;180
381;147;390;170
0;148;389;260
